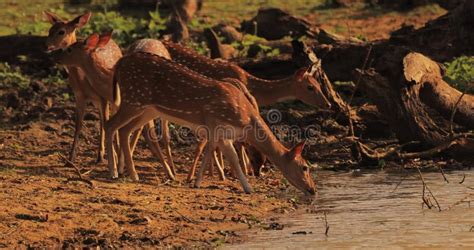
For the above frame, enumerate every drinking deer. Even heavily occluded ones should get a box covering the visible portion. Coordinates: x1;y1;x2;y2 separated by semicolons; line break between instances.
108;51;317;195
160;40;331;179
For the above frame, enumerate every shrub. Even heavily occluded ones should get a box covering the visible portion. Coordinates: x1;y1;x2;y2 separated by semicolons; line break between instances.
0;63;30;89
444;56;474;94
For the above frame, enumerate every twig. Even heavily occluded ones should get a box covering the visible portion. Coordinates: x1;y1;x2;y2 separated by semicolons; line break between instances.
355;135;462;161
392;171;409;192
437;165;449;183
58;154;94;188
449;91;467;136
59;154;83;179
446;193;474;210
416;167;441;212
459;174;466;184
323;212;329;236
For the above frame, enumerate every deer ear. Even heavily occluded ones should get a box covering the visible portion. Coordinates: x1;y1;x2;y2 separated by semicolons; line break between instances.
97;30;113;48
44;11;64;24
69;11;91;29
290;140;306;159
85;33;100;51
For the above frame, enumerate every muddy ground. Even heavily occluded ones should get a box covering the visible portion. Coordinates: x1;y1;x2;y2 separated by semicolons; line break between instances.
0;3;468;248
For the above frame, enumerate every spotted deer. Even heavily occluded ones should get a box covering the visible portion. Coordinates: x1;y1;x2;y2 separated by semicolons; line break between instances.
45;11;110;163
160;40;331;179
108;51;317;195
48;26;175;179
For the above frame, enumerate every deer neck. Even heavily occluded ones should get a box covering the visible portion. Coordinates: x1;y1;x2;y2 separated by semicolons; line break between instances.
247;75;296;106
247;116;289;167
78;54;114;102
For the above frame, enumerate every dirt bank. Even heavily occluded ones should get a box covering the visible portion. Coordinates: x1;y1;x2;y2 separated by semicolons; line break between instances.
0;122;311;248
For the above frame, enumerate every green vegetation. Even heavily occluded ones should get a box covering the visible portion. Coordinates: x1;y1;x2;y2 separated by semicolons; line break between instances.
0;63;30;89
0;0;329;37
0;0;470;97
444;56;474;94
79;11;146;45
231;34;282;58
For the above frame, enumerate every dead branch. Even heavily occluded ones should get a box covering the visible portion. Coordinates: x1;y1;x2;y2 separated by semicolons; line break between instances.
58;154;94;188
459;174;466;184
416;167;442;211
323;212;329;236
353;134;466;163
450;88;469;135
437;165;449;183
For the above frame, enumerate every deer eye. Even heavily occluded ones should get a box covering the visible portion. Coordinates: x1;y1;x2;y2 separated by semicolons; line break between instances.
303;166;309;172
57;30;65;35
307;85;314;91
67;48;72;53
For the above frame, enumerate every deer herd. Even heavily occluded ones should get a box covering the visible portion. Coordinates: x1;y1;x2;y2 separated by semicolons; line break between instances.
44;11;331;196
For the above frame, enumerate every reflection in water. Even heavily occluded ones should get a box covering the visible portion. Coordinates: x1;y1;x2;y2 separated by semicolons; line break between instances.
234;170;474;248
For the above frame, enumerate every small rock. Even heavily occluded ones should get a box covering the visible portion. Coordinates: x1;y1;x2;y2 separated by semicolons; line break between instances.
129;216;152;225
292;231;312;235
264;222;284;230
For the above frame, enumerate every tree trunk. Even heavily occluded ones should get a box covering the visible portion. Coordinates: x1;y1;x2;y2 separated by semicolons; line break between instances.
357;52;474;159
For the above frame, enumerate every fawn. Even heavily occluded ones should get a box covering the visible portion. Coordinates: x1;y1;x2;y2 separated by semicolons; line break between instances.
108;51;317;195
47;19;175;179
45;11;112;163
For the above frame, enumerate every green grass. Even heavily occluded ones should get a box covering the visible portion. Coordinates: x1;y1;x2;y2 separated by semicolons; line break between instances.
0;0;68;36
0;0;330;36
200;0;326;24
444;56;474;94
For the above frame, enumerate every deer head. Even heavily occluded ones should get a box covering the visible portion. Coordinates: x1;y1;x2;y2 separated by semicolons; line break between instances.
281;141;316;195
51;32;113;67
44;11;91;52
292;65;331;109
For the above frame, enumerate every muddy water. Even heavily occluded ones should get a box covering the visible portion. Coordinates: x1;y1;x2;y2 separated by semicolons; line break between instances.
234;170;474;248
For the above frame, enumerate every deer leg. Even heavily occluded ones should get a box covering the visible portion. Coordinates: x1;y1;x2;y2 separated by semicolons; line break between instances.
96;97;109;164
208;150;216;177
218;149;225;171
144;121;175;180
240;145;250;175
118;126;143;176
213;150;226;181
118;126;139;181
69;95;86;163
161;120;176;176
194;140;215;188
119;111;172;181
218;140;253;194
187;138;207;182
105;106;143;179
246;144;266;177
235;142;249;176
